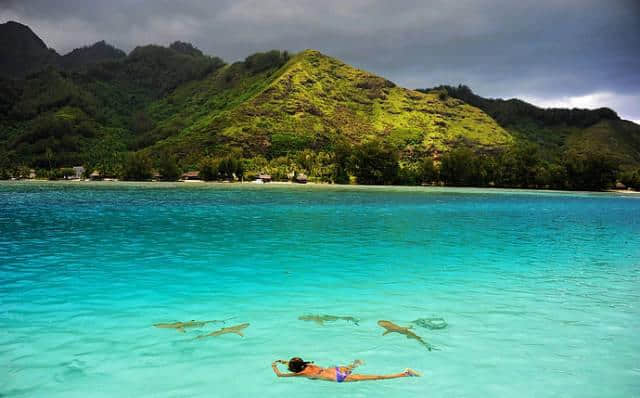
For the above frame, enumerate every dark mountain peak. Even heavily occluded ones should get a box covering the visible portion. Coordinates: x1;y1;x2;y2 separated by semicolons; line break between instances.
0;20;47;50
127;43;223;66
128;44;171;58
0;21;59;78
78;40;125;55
61;40;126;69
168;41;203;57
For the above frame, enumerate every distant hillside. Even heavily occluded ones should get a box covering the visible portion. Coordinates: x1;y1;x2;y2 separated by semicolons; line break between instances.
0;21;127;78
60;41;126;70
1;22;638;189
0;40;225;167
421;85;620;128
419;85;640;167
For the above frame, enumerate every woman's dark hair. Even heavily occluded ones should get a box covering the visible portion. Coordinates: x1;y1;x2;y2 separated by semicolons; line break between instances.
288;357;311;373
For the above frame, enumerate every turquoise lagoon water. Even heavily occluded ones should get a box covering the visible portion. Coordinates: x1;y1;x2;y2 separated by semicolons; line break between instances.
1;181;639;397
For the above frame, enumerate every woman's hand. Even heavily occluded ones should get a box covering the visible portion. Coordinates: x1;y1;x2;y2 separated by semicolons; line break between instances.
272;361;282;375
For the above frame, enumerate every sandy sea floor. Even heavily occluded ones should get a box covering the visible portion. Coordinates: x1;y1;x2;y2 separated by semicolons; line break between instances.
1;181;639;397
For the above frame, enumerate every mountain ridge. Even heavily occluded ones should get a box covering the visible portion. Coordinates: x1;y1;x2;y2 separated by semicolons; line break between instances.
0;21;638;189
60;41;127;70
421;85;640;166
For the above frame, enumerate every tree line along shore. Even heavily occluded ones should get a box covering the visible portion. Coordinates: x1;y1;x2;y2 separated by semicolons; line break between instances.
2;140;638;191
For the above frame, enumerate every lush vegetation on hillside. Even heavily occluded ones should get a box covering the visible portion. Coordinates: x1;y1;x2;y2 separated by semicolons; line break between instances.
419;85;640;168
143;49;511;177
0;42;225;170
1;22;638;191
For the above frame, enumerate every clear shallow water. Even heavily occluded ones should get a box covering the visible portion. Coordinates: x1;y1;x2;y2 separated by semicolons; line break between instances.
1;182;639;398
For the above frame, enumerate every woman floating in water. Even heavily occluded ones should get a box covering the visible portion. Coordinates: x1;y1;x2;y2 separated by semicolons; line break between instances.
271;358;420;382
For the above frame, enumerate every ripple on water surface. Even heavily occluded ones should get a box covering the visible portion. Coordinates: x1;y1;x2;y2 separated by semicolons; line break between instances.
0;182;639;397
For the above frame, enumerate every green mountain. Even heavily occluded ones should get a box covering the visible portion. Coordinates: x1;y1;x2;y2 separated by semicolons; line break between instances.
146;49;511;164
0;22;638;189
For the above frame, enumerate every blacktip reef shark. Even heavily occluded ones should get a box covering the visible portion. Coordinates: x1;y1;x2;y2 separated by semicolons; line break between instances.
195;323;250;339
377;320;436;351
298;314;360;326
153;318;233;333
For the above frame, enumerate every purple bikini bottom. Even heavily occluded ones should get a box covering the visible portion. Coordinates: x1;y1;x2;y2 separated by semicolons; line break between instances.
335;367;351;383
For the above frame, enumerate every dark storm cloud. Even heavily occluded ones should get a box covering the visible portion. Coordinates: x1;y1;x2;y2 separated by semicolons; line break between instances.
2;0;639;120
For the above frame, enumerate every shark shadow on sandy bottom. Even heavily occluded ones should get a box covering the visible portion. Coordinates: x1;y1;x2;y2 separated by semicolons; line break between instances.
194;323;250;339
153;318;232;333
298;314;360;326
411;317;448;330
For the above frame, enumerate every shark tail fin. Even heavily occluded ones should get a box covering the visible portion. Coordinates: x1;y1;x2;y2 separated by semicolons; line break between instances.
419;339;434;351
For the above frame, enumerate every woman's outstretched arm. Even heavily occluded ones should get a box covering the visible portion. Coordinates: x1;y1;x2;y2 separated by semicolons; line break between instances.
272;361;299;377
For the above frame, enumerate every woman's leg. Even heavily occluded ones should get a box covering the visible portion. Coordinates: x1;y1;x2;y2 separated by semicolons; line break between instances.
344;369;420;382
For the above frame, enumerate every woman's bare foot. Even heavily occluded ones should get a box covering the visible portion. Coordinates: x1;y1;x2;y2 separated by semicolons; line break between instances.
403;368;421;377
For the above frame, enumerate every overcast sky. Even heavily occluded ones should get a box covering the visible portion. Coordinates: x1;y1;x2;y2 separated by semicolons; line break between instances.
2;0;639;122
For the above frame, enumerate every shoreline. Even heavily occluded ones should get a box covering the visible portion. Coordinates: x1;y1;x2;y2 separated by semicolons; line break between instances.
608;189;640;195
2;179;638;197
